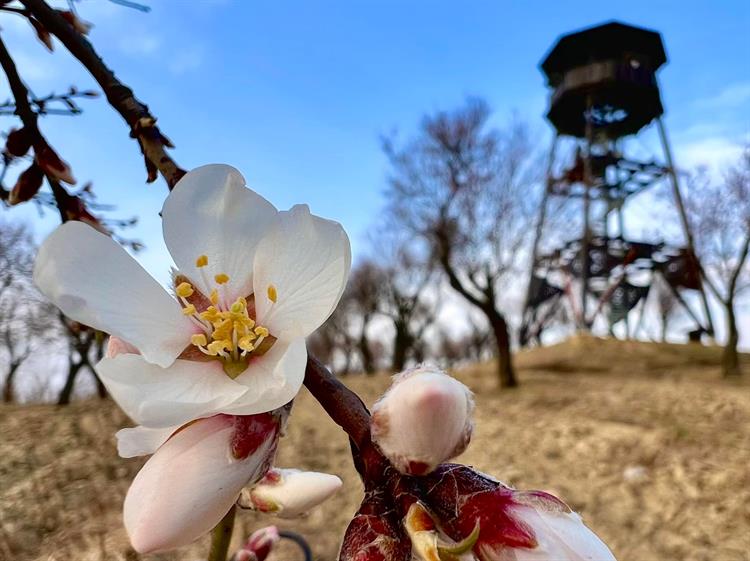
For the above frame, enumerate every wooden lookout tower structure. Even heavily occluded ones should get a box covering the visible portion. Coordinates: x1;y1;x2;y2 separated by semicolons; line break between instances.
520;21;714;344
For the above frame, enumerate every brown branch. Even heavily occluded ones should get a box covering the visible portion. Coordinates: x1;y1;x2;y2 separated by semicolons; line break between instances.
0;34;68;223
303;354;372;451
728;233;750;302
0;35;40;135
20;0;186;189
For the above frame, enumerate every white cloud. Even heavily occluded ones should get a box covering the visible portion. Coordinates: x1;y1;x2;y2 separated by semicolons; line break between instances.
116;32;162;56
694;81;750;109
168;44;206;76
675;135;747;171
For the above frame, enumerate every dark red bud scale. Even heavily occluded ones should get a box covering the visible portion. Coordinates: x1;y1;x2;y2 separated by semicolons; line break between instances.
339;492;411;561
9;162;44;205
5;127;33;158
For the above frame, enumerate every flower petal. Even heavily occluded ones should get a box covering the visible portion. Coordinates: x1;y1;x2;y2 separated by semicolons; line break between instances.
253;204;351;339
34;221;191;368
124;415;277;553
226;338;307;415
116;425;180;458
162;164;278;301
510;506;617;561
96;354;248;428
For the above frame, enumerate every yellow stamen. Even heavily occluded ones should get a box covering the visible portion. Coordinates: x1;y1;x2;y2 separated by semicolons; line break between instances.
200;306;220;322
215;273;230;285
254;326;269;338
191;333;207;347
207;340;230;356
182;304;197;316
210;289;219;305
196;255;208;268
267;284;277;303
176;282;194;298
238;336;255;352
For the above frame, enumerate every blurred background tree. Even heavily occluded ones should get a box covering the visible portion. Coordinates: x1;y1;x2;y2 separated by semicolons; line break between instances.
383;99;541;387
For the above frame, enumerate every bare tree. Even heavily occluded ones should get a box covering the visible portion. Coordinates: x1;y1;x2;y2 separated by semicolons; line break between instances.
383;99;540;387
307;300;359;376
0;220;59;402
345;260;385;375
377;242;435;372
653;274;680;342
685;149;750;377
56;317;106;405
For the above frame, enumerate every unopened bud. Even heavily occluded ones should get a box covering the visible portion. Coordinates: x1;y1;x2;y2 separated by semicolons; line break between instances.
9;163;44;205
371;366;474;475
5;127;33;157
238;468;342;518
233;526;280;561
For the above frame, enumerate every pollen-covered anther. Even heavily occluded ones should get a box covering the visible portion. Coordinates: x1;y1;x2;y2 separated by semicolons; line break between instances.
267;284;277;303
191;334;207;347
215;273;230;285
195;254;208;268
182;304;196;316
176;282;194;298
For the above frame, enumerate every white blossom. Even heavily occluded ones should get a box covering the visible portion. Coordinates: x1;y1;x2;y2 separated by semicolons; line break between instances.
34;164;351;442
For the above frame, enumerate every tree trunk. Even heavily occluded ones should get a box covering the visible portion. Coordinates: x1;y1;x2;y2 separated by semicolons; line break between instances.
2;361;21;403
57;361;83;405
487;309;517;388
391;322;410;373
92;370;108;399
359;316;375;375
722;302;741;378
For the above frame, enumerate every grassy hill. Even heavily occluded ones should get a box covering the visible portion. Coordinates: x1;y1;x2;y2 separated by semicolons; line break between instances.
1;337;748;561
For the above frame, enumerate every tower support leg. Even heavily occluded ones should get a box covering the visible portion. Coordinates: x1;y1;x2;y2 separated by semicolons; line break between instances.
656;117;715;338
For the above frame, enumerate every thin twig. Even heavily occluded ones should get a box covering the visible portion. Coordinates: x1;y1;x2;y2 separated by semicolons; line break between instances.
20;0;186;188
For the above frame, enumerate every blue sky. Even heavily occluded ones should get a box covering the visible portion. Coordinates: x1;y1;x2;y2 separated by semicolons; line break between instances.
1;0;749;345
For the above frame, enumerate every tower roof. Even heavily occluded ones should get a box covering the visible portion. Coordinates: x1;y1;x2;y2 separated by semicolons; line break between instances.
540;21;667;83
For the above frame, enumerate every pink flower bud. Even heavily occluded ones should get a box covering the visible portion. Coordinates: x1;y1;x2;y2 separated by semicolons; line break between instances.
339;493;412;561
233;526;280;561
124;413;280;553
239;468;342;518
421;465;617;561
371;366;474;475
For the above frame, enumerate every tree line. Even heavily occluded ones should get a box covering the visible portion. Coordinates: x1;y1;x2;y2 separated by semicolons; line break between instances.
2;99;748;402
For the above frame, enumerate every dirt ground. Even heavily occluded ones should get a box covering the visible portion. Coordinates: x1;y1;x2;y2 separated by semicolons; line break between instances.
1;336;749;561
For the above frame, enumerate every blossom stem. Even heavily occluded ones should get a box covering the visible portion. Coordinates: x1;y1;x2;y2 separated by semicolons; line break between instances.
303;355;371;450
208;504;236;561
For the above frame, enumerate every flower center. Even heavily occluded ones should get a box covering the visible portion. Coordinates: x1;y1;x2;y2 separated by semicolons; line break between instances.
175;254;277;379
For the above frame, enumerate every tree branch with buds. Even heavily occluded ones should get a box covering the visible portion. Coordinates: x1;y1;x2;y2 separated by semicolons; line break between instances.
20;0;186;188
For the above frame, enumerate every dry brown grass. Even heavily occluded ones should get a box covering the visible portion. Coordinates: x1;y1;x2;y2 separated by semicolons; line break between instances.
1;336;749;561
